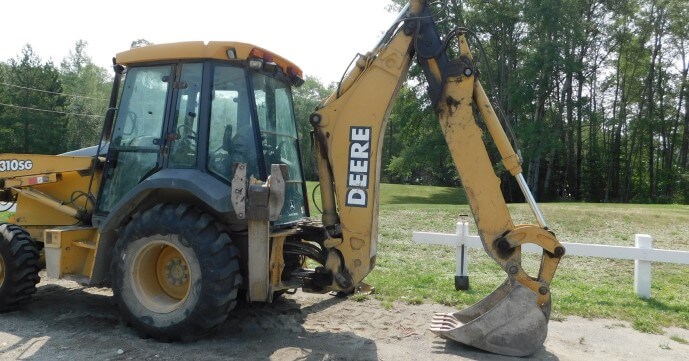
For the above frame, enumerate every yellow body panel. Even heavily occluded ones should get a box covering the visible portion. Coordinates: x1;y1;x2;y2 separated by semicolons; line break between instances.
43;227;99;281
0;154;93;178
270;236;286;288
2;173;58;188
13;169;101;229
13;192;79;227
1;153;101;240
116;41;302;77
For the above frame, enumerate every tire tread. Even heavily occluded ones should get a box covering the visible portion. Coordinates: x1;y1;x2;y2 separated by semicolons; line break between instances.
0;222;40;313
110;203;242;341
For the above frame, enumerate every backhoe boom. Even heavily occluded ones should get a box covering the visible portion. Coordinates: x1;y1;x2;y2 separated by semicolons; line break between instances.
310;0;564;356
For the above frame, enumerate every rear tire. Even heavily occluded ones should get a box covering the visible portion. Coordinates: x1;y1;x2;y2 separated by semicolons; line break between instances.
111;204;242;341
0;223;40;312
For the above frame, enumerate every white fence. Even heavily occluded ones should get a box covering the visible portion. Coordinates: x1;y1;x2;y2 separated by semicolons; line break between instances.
412;221;689;299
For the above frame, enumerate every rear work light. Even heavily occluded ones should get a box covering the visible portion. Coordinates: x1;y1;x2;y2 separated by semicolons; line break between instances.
248;48;276;72
247;47;303;87
288;67;304;87
248;57;264;70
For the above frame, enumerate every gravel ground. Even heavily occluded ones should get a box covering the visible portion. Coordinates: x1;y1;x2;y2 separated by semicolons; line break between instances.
1;273;688;360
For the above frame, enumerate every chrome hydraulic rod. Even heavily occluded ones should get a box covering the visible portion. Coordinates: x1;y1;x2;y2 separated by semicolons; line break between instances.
515;173;548;229
473;79;548;229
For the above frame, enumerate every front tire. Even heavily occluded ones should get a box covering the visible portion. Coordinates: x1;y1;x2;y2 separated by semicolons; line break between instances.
0;223;40;312
111;204;241;341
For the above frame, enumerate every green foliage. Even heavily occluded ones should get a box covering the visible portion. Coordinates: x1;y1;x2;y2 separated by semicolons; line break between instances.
130;39;153;49
351;293;369;302
376;0;689;204
2;0;688;205
0;41;112;155
0;45;68;154
60;40;111;151
292;76;334;180
670;335;688;344
384;86;457;185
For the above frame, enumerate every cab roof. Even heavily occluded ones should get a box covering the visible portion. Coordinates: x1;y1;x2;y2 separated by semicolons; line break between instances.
115;41;302;78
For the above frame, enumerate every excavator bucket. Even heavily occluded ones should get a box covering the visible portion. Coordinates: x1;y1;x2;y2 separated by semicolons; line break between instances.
430;281;548;357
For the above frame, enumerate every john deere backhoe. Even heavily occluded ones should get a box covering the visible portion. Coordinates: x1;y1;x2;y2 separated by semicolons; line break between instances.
0;0;564;356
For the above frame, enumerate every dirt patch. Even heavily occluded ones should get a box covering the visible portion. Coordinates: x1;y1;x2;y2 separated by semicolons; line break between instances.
1;273;688;360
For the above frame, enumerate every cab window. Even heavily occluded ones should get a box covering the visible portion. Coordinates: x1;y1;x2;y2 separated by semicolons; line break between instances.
207;65;259;181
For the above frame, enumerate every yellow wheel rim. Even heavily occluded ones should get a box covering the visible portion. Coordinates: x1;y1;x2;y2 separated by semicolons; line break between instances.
0;254;5;288
156;246;190;300
132;240;191;313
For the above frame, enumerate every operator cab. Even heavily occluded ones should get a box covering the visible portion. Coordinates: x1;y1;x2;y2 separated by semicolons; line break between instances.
96;41;307;226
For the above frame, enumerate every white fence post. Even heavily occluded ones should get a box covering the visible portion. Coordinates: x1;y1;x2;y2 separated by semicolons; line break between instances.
634;234;653;299
455;221;469;290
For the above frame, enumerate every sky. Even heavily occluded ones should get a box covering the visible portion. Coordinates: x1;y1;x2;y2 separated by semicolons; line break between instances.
1;0;400;84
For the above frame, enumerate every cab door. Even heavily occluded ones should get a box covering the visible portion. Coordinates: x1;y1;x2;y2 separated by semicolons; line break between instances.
251;72;308;224
166;63;204;169
97;65;173;213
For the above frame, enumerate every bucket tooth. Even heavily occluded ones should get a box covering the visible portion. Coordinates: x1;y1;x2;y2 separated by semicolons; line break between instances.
430;281;548;357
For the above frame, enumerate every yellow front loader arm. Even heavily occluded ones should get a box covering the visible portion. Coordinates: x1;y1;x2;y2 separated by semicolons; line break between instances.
1;152;105;284
0;153;98;232
310;0;564;356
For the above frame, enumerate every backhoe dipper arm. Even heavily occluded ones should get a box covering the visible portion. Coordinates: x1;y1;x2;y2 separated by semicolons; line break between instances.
310;1;564;356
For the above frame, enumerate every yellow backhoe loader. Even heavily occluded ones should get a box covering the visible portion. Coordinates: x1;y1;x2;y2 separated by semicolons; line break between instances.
0;0;564;356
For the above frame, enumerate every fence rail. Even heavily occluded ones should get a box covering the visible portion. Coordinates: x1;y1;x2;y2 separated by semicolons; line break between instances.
412;222;689;299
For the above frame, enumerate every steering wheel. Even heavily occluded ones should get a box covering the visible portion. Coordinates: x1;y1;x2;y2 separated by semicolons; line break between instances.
176;124;197;148
122;111;138;135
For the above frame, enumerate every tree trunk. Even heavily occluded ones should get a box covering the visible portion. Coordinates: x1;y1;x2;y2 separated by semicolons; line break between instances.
678;49;689;169
564;71;575;199
576;71;584;200
681;87;689;168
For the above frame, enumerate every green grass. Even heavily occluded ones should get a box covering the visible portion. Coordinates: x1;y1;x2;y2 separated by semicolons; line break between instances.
306;182;689;333
670;335;688;344
0;211;11;222
351;293;369;302
305;181;467;211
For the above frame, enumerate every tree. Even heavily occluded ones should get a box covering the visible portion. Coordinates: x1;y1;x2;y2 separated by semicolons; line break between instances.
381;0;689;204
0;45;67;154
292;76;333;180
60;40;112;150
385;85;457;185
0;62;12;147
130;39;153;49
